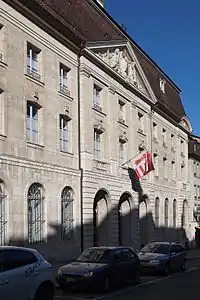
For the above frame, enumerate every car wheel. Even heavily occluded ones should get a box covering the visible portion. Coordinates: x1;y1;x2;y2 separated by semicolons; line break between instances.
163;263;170;276
132;269;141;284
102;277;110;292
34;282;54;300
180;260;186;271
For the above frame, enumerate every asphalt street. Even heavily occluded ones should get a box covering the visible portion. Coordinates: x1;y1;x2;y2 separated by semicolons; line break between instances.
54;258;200;300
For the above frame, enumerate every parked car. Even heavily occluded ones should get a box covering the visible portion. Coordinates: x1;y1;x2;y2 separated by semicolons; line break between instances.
56;246;141;292
138;242;187;275
0;246;54;300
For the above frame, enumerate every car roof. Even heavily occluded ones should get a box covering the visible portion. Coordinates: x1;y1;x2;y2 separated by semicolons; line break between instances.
147;242;182;246
0;246;39;254
87;246;133;251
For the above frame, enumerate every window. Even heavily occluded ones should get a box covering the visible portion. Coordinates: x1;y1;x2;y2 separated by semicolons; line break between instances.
194;185;197;199
27;102;39;144
138;112;144;133
119;141;124;165
61;187;74;240
194;162;197;176
171;134;174;150
171;161;175;179
159;79;166;93
28;183;45;244
197;163;200;177
163;157;167;178
0;90;5;135
59;63;69;95
60;116;69;152
162;128;167;145
0;181;7;245
164;198;169;227
0;249;37;272
93;84;102;111
0;25;4;62
118;100;125;123
173;199;177;228
27;43;41;80
94;130;101;159
180;139;184;154
155;197;160;227
181;161;185;178
153;153;158;176
153;122;157;139
182;200;188;227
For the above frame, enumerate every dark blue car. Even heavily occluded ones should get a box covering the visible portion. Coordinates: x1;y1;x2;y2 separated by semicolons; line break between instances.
56;246;141;291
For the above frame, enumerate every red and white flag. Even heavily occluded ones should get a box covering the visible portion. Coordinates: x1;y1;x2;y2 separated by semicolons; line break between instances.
133;151;154;179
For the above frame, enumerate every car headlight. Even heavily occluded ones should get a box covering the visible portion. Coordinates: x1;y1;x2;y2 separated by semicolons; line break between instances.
57;270;62;276
83;271;93;277
149;259;160;264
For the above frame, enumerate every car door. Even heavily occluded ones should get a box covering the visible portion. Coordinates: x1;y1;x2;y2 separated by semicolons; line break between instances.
175;245;186;268
169;245;178;269
112;250;127;285
125;249;140;280
0;249;25;300
12;249;39;300
0;249;38;300
0;251;10;300
118;249;138;281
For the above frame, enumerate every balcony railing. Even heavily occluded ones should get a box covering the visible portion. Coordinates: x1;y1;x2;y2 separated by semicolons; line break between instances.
138;128;144;134
27;66;41;81
93;103;102;112
59;84;70;97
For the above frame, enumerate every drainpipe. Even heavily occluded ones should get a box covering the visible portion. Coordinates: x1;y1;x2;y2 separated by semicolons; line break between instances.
77;46;84;253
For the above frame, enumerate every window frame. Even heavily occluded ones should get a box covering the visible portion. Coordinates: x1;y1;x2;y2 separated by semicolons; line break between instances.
27;101;40;144
60;115;69;152
94;130;101;159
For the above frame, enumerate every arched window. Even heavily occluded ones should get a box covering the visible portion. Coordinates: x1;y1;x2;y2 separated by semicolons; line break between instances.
182;200;188;227
28;183;45;243
61;187;74;240
0;181;7;245
173;199;177;228
155;197;160;227
164;198;169;227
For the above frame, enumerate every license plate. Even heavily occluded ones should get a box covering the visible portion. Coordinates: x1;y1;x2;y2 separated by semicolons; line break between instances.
66;277;76;283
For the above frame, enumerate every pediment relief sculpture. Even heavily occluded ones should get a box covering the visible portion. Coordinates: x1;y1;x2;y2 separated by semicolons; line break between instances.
95;47;147;94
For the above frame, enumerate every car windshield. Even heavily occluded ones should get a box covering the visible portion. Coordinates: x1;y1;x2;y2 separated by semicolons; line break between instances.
76;249;113;263
141;244;170;254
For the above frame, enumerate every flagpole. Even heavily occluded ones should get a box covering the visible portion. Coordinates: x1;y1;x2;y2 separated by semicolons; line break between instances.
122;148;147;167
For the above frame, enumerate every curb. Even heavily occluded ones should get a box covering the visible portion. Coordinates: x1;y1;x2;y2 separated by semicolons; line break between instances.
186;256;200;260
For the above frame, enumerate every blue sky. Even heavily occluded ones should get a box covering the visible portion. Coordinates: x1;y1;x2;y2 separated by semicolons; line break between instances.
106;0;200;135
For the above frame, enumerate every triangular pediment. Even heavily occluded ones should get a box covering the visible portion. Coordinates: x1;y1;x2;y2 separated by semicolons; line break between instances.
86;40;157;103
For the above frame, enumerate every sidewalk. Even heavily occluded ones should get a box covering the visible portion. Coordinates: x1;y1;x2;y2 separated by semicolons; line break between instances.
187;248;200;260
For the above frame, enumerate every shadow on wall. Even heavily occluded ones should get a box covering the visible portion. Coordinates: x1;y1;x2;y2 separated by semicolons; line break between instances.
8;205;189;263
7;168;190;262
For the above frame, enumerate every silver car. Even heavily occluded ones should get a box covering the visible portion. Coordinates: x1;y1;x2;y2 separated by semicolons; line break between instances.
138;242;187;275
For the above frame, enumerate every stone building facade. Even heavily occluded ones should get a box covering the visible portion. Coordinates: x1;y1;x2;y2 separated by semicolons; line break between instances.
188;135;200;239
0;0;195;261
0;0;81;259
